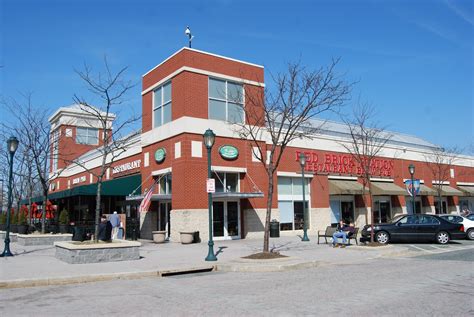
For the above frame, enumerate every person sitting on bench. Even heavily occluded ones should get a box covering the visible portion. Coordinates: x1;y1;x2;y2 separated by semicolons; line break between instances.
332;221;355;248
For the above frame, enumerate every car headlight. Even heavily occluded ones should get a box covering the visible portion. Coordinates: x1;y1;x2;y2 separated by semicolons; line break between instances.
366;227;372;231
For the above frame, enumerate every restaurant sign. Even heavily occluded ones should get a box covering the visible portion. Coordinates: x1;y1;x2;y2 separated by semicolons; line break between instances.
154;148;166;163
295;151;394;177
219;145;239;160
112;159;142;175
72;175;86;184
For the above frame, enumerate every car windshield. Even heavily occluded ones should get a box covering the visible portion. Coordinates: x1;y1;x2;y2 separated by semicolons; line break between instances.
390;215;405;223
467;214;474;221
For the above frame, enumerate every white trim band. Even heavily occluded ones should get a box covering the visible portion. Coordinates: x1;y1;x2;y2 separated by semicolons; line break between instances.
211;166;247;173
142;66;265;96
277;171;314;178
152;167;172;176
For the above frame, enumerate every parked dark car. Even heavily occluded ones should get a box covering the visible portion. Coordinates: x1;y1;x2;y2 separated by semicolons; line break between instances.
361;214;466;244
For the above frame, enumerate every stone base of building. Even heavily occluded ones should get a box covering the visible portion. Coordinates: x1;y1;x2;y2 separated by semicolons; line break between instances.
18;233;72;246
54;240;141;264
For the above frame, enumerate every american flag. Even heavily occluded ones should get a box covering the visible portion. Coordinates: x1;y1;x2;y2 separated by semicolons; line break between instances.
139;181;156;213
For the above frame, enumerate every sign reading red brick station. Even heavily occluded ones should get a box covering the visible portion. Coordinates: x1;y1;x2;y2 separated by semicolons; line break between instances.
295;151;394;177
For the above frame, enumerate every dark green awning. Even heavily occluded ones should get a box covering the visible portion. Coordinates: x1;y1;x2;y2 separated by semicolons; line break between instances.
21;174;141;204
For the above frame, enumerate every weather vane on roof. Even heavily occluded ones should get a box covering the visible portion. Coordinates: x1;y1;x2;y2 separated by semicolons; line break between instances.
185;26;194;48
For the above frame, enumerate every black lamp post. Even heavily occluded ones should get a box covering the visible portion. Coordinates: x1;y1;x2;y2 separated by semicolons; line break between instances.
1;136;19;257
299;152;310;241
203;129;217;261
408;164;416;215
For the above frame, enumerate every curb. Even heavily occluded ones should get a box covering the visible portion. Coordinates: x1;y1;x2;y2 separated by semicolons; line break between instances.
216;260;322;272
0;266;216;289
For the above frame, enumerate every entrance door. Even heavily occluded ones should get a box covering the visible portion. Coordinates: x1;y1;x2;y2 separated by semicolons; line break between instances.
375;199;391;223
213;201;240;240
159;202;171;238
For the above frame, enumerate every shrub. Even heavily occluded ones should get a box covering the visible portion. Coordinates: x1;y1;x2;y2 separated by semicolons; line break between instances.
59;209;69;225
18;211;28;225
10;210;17;225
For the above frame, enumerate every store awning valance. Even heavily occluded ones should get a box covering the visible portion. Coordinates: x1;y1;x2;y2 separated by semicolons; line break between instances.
21;174;141;205
458;186;474;196
371;182;406;196
439;185;463;196
329;180;367;195
419;184;437;196
212;192;264;199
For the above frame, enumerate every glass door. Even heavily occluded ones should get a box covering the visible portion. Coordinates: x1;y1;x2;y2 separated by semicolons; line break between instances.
213;201;240;240
374;199;391;223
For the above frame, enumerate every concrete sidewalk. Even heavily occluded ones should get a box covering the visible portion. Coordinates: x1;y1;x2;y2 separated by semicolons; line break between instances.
0;236;409;288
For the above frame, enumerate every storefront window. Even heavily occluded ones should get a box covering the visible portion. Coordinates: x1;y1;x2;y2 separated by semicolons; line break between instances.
278;177;310;230
374;199;391;223
212;172;239;192
159;174;172;194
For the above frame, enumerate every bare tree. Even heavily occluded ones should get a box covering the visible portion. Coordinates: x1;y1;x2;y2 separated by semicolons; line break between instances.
72;57;139;242
1;95;56;233
424;146;460;214
340;102;392;243
236;60;351;253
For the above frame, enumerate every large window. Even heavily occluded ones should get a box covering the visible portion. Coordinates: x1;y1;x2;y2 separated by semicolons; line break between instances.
76;127;98;145
212;172;239;192
209;78;244;123
278;177;310;231
153;82;172;128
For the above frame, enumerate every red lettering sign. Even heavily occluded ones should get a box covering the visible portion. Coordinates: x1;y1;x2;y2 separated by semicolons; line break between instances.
295;151;393;177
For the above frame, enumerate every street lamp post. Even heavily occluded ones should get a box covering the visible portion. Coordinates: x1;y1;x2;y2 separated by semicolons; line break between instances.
408;164;416;215
203;129;217;261
299;152;309;242
1;136;19;257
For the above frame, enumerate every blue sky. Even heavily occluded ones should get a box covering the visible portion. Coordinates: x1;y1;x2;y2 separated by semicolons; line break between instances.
1;0;473;151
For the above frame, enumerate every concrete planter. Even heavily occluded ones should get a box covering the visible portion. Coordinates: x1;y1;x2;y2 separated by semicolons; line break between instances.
180;231;195;244
54;240;141;264
152;231;167;243
17;233;72;246
0;231;17;242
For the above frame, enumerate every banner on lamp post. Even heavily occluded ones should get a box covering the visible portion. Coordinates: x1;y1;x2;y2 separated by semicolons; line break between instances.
405;179;421;197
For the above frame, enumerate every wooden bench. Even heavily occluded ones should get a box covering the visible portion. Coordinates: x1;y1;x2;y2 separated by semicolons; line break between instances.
317;226;359;245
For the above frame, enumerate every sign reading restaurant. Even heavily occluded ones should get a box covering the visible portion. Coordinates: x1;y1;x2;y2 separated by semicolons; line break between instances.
295;151;394;177
112;159;142;175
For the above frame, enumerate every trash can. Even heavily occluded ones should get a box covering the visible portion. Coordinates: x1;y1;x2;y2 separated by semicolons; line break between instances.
72;226;85;241
270;220;280;238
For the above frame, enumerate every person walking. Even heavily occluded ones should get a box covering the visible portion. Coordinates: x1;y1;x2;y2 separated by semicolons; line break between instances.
98;216;112;242
109;211;121;240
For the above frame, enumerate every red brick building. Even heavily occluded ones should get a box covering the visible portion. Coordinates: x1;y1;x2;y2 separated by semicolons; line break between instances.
42;47;474;241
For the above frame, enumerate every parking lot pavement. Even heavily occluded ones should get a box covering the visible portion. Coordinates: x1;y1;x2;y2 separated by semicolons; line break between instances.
403;240;474;254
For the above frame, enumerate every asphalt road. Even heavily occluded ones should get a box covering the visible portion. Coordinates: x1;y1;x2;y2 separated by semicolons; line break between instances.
1;247;472;316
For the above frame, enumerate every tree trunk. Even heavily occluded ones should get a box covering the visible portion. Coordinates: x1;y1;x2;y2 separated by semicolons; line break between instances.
263;172;274;253
368;181;374;243
41;190;48;234
94;179;103;242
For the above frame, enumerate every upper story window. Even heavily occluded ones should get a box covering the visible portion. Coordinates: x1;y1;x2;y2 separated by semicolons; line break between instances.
209;78;244;124
76;127;98;145
52;129;59;171
153;82;172;128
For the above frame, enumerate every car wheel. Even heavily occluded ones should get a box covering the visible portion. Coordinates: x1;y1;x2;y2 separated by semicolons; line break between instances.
375;231;389;244
467;229;474;240
436;231;450;244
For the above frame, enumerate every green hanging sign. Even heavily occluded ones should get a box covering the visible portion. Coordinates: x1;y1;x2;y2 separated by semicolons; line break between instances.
219;145;239;160
154;148;166;163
